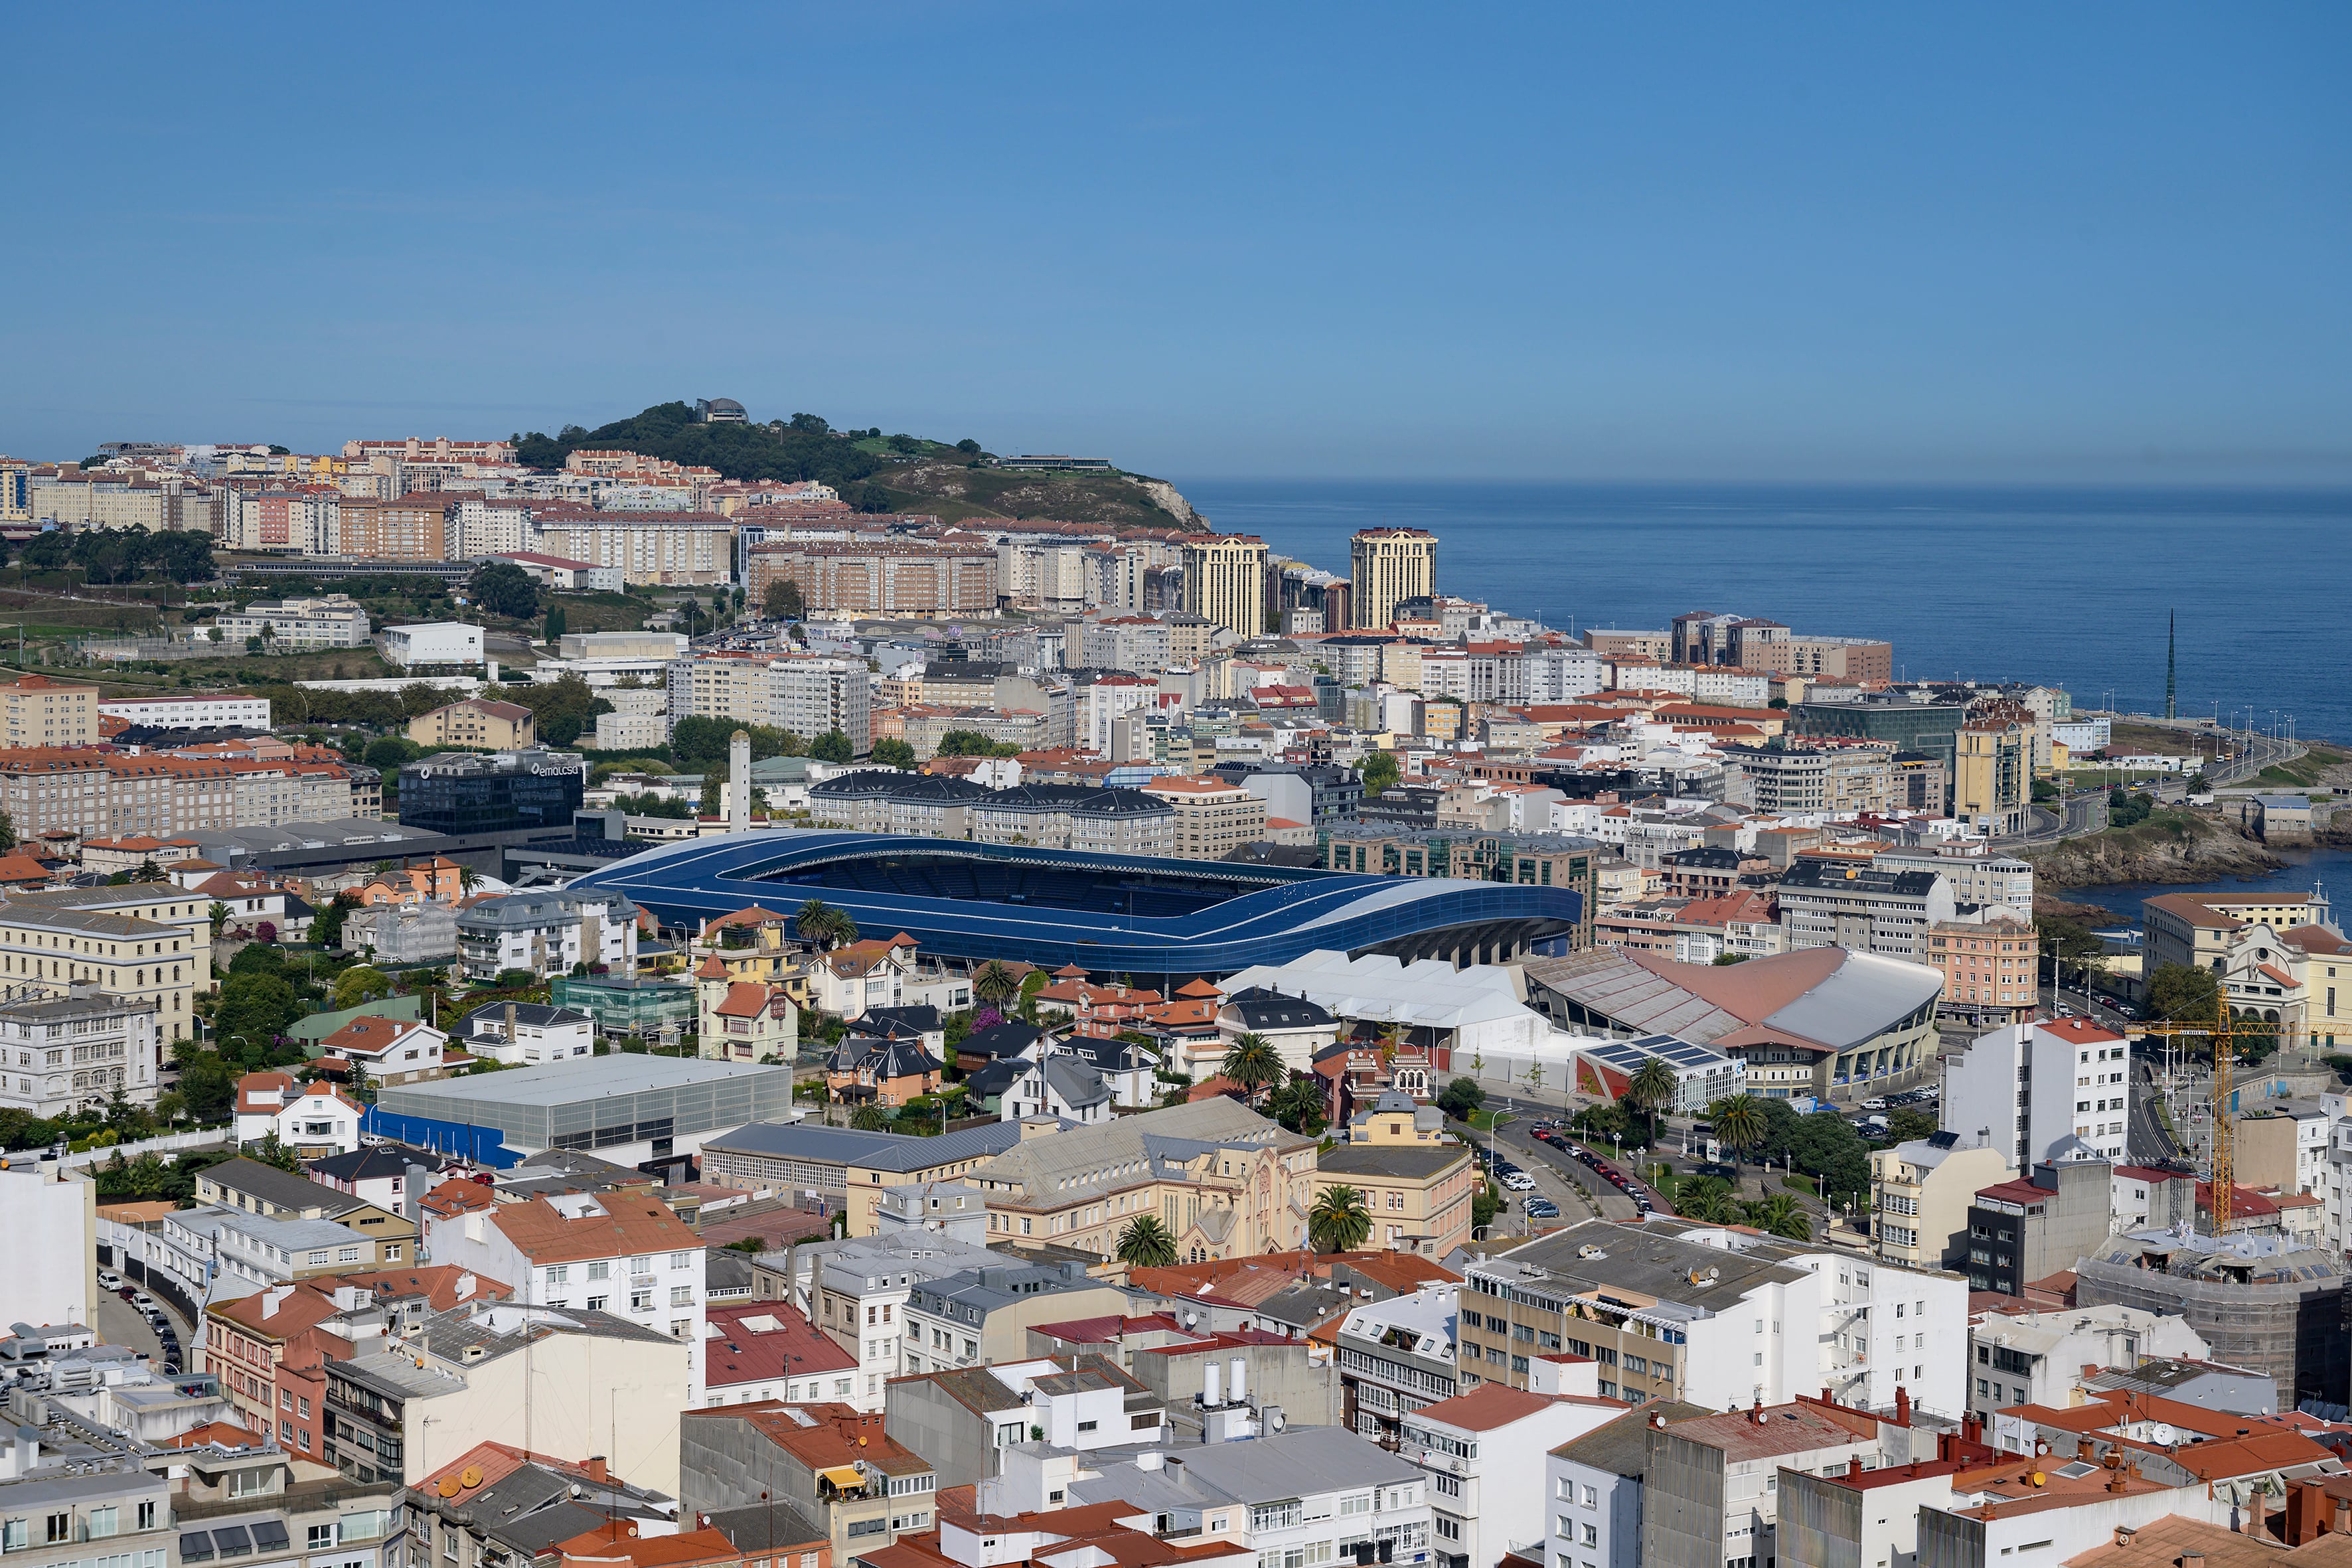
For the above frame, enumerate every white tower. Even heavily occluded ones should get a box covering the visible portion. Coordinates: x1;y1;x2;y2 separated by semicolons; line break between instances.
729;728;752;832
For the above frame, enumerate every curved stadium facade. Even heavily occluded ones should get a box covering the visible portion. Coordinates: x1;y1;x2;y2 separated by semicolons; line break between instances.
566;828;1581;977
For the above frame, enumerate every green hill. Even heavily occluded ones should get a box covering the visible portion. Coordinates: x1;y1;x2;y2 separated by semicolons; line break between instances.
512;402;1206;532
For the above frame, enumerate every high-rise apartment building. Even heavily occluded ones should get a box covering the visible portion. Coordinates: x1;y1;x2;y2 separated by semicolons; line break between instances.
1954;718;2029;835
1348;528;1437;630
0;674;100;747
1938;1015;2132;1172
1180;533;1269;637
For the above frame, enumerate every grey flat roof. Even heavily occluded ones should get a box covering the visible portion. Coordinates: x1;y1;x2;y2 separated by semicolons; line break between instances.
384;1054;789;1108
704;1119;1024;1173
1476;1218;1811;1314
1318;1143;1471;1181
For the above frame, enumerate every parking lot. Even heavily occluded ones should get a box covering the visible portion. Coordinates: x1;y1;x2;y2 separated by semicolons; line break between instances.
93;1267;187;1376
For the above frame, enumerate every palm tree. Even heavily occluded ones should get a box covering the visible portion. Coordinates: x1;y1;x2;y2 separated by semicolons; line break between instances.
973;960;1021;1012
1269;1076;1327;1136
1674;1176;1741;1225
1742;1193;1812;1241
458;864;483;894
1308;1185;1373;1253
1116;1215;1180;1269
207;901;230;937
1709;1094;1768;1189
1220;1033;1283;1105
795;899;843;950
849;1102;892;1131
1626;1056;1679;1150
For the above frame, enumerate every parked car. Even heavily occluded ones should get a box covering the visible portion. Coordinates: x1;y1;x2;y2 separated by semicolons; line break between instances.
96;1269;123;1291
1861;1098;1889;1112
1502;1174;1537;1192
1524;1200;1559;1218
117;1286;139;1303
131;1293;157;1310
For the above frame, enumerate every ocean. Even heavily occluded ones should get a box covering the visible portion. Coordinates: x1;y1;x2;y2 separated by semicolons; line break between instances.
1174;481;2352;745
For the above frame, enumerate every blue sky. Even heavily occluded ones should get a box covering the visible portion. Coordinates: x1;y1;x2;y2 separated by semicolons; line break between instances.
5;5;2346;481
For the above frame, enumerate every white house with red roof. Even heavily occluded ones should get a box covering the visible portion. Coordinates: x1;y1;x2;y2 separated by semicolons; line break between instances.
232;1070;366;1156
1399;1377;1629;1568
315;1013;447;1087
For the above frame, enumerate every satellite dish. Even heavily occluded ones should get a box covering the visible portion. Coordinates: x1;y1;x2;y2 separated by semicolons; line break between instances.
459;1466;484;1489
1271;1411;1287;1432
436;1476;462;1498
2150;1423;2178;1447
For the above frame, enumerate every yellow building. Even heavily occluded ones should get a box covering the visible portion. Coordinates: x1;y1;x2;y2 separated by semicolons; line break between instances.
1954;719;2028;836
1139;775;1268;860
971;1097;1318;1263
406;698;537;751
3;884;220;1006
1349;528;1437;630
0;459;30;523
0;898;205;1044
1179;534;1270;638
0;674;100;747
1869;1136;2013;1271
1311;1089;1478;1258
686;907;814;1007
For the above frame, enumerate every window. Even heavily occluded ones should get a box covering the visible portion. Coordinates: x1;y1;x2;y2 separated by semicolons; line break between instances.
136;1504;155;1532
309;1528;334;1551
545;1265;570;1287
1436;1476;1460;1498
88;1507;119;1539
670;1286;694;1307
1581;1526;1598;1547
1436;1520;1460;1542
631;1289;653;1310
1076;1420;1098;1434
668;1251;692;1269
1583;1486;1597;1509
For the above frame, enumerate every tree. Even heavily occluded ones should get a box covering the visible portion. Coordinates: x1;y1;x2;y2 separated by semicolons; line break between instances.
1116;1215;1179;1269
544;604;568;641
1437;1077;1485;1121
1356;750;1401;797
1219;1034;1283;1105
1674;1175;1741;1224
504;673;611;748
1269;1075;1328;1137
311;892;359;951
208;901;231;937
1709;1094;1768;1181
764;578;806;621
1742;1193;1812;1241
870;738;917;771
250;1132;304;1172
333;965;392;1011
0;811;15;853
1712;952;1751;965
363;736;422;772
469;561;541;620
670;715;806;769
181;1052;235;1123
2148;963;2223;1022
1625;1056;1678;1149
810;730;854;763
1886;1108;1938;1144
2038;915;2105;994
795;899;856;951
1308;1186;1373;1253
955;439;982;455
2108;788;2156;828
215;974;300;1059
849;1103;892;1131
973;961;1022;1013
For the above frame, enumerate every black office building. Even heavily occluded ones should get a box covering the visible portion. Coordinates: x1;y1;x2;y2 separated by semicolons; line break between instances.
398;749;585;834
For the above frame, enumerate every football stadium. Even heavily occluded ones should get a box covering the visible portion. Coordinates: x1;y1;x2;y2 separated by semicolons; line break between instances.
566;828;1581;977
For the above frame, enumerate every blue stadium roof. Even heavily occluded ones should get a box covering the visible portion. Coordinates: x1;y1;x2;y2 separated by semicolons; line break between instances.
565;829;1581;976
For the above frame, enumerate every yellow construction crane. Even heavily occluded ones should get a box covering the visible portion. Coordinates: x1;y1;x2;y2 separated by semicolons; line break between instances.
2129;995;2306;1233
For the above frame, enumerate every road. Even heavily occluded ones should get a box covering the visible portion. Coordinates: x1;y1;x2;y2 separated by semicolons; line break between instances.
2126;1057;2182;1164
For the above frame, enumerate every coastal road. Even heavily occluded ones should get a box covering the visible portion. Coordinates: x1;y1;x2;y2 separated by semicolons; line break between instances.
2005;790;2107;847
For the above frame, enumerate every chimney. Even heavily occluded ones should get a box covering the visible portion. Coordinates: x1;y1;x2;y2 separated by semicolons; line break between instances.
2077;1439;2095;1461
505;1004;516;1044
2286;1482;2323;1545
2183;1555;2205;1568
1894;1386;1911;1427
1752;1396;1764;1425
2334;1498;2351;1537
262;1285;294;1320
2250;1489;2268;1541
585;1456;608;1484
1847;1456;1864;1480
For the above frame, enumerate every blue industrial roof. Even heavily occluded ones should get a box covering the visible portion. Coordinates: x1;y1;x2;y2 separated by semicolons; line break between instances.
1581;1032;1733;1071
564;828;1582;975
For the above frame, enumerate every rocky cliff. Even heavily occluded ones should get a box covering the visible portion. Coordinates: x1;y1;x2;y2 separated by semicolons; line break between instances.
2025;808;2284;890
